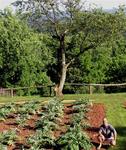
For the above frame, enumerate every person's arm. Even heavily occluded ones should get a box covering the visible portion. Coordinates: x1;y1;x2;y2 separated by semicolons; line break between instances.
97;126;104;149
99;126;104;138
99;129;102;136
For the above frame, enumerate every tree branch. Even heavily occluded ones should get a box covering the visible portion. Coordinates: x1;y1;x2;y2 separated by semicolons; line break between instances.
50;4;61;38
40;3;55;24
66;44;95;68
77;44;95;57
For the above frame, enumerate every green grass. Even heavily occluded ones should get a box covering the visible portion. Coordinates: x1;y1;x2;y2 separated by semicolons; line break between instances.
0;96;48;104
0;93;126;149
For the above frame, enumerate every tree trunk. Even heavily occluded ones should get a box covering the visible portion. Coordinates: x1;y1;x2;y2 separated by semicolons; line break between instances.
54;35;67;97
54;65;67;96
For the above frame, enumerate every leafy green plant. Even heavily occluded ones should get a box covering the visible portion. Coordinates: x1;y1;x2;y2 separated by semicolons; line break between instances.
0;108;8;121
16;113;30;127
72;113;90;131
36;98;63;131
47;97;64;118
0;103;16;121
73;98;90;118
71;98;91;127
27;130;55;149
4;103;16;112
0;144;7;150
17;101;41;115
73;98;91;112
57;125;92;150
0;129;17;146
36;115;59;131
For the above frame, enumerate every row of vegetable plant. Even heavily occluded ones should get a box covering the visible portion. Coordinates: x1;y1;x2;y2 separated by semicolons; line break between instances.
0;98;93;150
26;98;92;150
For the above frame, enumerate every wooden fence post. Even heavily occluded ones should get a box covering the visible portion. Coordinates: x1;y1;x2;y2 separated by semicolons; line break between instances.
49;86;52;96
11;89;14;98
89;84;93;94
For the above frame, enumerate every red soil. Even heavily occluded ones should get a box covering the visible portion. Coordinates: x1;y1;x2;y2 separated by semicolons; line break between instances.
0;103;106;150
87;104;106;150
87;103;106;141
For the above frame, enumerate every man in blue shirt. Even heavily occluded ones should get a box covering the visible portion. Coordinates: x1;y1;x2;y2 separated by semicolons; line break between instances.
97;118;117;150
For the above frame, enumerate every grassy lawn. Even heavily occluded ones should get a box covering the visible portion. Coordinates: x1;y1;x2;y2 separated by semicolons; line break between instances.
0;96;48;104
0;93;126;150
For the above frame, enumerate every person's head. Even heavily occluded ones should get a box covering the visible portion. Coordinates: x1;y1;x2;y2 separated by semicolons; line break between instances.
103;117;108;127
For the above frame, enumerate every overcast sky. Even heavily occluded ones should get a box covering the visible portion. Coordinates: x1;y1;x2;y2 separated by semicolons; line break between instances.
0;0;15;10
87;0;126;9
0;0;126;10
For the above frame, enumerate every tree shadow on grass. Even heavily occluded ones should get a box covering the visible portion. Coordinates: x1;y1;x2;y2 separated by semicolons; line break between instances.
115;126;126;150
115;126;126;136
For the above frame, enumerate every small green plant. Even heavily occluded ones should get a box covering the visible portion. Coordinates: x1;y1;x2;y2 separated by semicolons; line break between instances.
0;108;7;121
73;98;90;117
73;98;90;112
16;114;30;127
36;116;59;131
27;130;55;149
57;125;92;150
0;129;17;146
47;97;64;118
0;144;7;150
17;101;40;115
0;103;16;121
36;98;63;131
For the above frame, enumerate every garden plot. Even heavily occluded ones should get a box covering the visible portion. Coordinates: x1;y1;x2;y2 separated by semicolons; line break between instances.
0;98;106;150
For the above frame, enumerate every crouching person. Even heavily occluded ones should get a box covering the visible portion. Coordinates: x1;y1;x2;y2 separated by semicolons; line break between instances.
97;118;117;150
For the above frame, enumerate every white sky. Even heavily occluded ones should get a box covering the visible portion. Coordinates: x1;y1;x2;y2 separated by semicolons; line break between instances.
0;0;16;10
0;0;126;10
87;0;126;9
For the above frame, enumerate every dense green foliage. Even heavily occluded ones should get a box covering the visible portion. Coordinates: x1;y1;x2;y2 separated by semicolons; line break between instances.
0;9;51;89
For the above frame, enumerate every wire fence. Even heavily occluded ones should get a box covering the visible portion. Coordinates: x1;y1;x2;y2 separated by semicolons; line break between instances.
1;83;126;97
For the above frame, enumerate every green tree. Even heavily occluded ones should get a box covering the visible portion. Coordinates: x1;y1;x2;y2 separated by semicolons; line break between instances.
79;45;112;83
0;9;51;88
107;36;126;83
14;0;126;96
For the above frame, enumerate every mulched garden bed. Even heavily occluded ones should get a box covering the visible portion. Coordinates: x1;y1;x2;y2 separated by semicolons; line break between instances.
87;103;107;150
0;103;106;150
